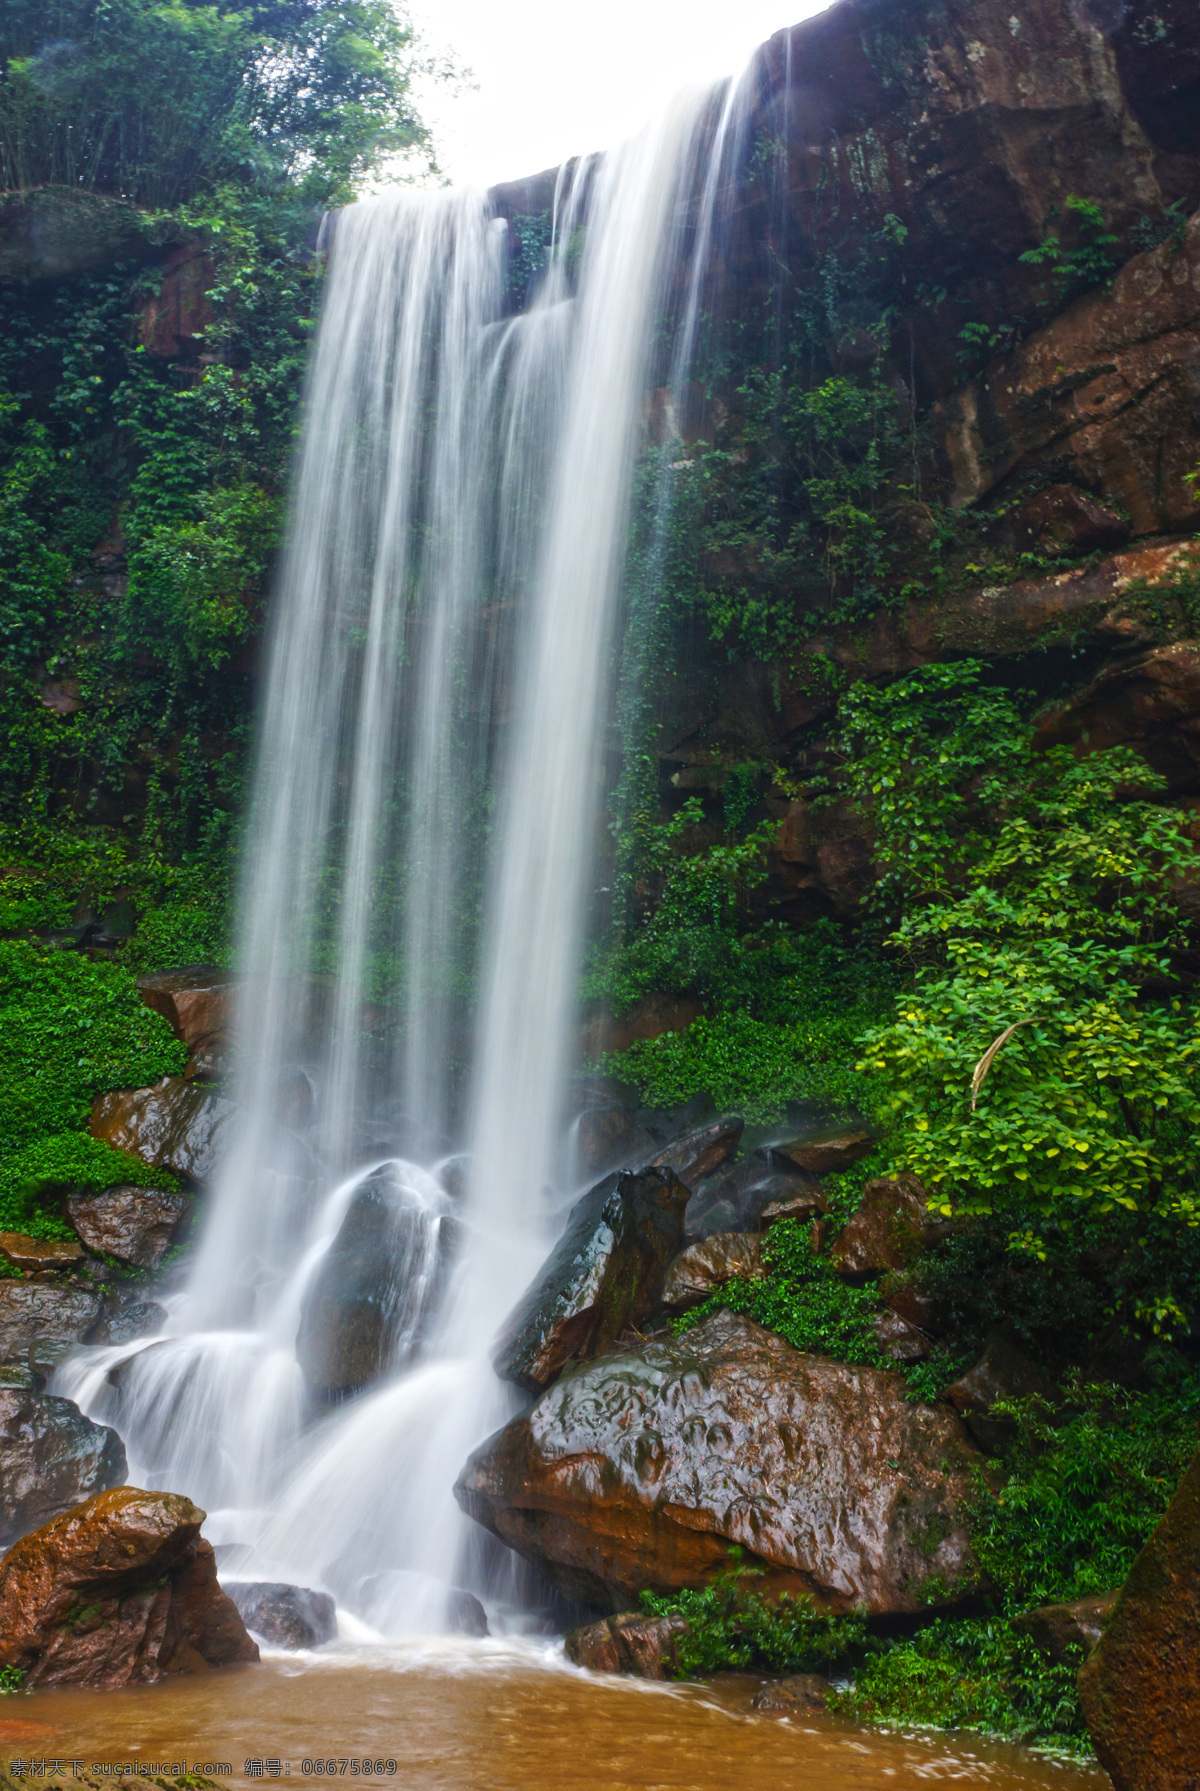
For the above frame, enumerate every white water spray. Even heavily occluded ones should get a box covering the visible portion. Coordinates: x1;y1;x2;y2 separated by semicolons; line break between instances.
61;69;762;1637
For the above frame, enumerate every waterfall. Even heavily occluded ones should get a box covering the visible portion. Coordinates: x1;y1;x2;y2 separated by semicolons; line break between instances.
60;65;763;1636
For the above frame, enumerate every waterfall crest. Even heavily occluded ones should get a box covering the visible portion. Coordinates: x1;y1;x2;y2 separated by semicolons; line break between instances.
60;67;762;1635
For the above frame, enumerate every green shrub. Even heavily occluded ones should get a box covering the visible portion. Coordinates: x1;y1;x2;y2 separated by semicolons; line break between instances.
0;1132;178;1239
641;1556;867;1679
0;940;185;1234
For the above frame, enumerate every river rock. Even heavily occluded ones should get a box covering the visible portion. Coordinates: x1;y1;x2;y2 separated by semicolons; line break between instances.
0;1486;259;1688
766;1127;874;1177
66;1185;193;1269
0;1234;83;1273
458;1308;982;1612
644;1115;743;1186
492;1166;692;1393
1078;1446;1200;1791
751;1673;832;1714
943;1330;1055;1455
297;1164;456;1397
136;967;235;1051
830;1175;936;1280
1012;1592;1116;1662
685;1158;823;1240
0;1284;102;1362
0;1390;127;1548
89;1077;233;1184
225;1581;336;1649
661;1233;764;1308
564;1610;686;1678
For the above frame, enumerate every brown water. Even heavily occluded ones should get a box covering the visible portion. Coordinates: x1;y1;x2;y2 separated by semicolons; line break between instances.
1;1641;1109;1791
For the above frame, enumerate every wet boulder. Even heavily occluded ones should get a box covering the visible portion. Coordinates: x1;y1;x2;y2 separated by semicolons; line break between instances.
136;967;235;1054
296;1164;456;1398
765;1127;874;1177
0;1486;259;1688
751;1674;832;1714
684;1156;822;1241
830;1175;939;1280
0;1284;102;1364
644;1116;743;1187
872;1309;930;1365
458;1309;982;1613
66;1185;193;1270
0;1389;127;1547
225;1582;336;1650
492;1165;692;1393
1013;1592;1116;1663
564;1610;686;1678
0;1234;83;1273
943;1330;1055;1456
1078;1446;1200;1791
661;1233;764;1309
89;1077;233;1184
87;1299;166;1347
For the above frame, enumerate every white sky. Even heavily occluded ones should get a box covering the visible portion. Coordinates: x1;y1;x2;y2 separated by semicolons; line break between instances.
406;0;831;191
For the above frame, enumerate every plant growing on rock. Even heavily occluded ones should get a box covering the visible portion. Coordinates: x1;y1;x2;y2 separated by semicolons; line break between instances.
640;1552;867;1680
839;662;1200;1231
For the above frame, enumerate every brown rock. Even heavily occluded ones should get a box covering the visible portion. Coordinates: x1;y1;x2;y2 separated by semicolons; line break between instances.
1078;1445;1200;1791
1036;637;1200;791
492;1166;692;1393
0;1390;126;1548
0;1234;82;1273
645;1116;744;1187
0;188;164;284
1013;1592;1116;1662
880;1272;943;1335
89;1077;232;1184
66;1186;192;1270
872;1309;930;1365
563;1610;687;1678
572;1103;646;1177
135;967;235;1052
580;993;703;1060
767;1128;874;1177
0;1285;102;1362
457;1309;982;1614
136;244;216;358
0;1486;258;1687
685;1158;819;1240
943;1330;1055;1455
661;1233;764;1309
760;1183;828;1229
941;211;1200;537
751;1673;832;1714
986;485;1131;558
830;1175;936;1280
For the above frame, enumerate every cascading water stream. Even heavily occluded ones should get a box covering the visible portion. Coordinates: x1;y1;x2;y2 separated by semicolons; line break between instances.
59;64;764;1639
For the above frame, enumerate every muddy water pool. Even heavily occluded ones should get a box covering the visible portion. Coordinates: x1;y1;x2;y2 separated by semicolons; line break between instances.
1;1640;1109;1791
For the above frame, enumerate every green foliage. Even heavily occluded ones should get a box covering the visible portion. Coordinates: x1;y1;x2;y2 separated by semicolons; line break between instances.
0;941;185;1234
1019;195;1121;304
677;1217;884;1361
640;1555;867;1680
0;1132;179;1239
970;1369;1200;1609
0;0;435;209
830;1617;1087;1748
838;662;1200;1227
0;1663;23;1694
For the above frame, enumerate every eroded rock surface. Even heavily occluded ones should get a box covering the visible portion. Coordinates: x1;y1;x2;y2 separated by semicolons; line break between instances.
0;1390;126;1548
89;1077;232;1183
1013;1592;1116;1662
459;1309;982;1612
0;1486;259;1688
0;1284;102;1363
1079;1445;1200;1791
492;1166;692;1393
564;1611;686;1679
0;1234;82;1273
662;1233;764;1308
67;1185;192;1270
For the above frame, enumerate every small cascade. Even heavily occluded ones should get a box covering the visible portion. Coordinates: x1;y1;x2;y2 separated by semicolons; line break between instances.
59;59;768;1638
